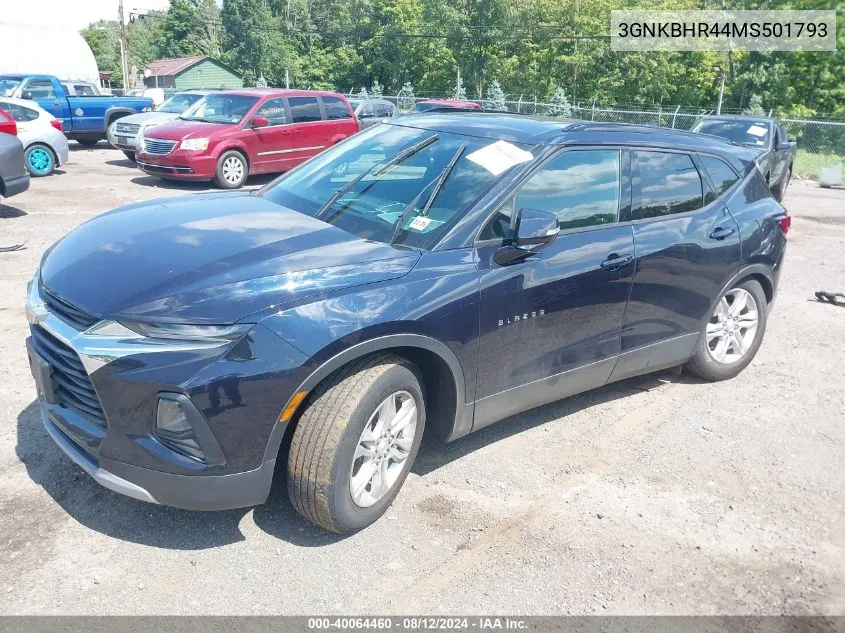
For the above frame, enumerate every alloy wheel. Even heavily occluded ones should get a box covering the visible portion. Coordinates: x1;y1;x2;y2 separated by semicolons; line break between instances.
349;390;418;508
27;147;53;175
706;288;759;364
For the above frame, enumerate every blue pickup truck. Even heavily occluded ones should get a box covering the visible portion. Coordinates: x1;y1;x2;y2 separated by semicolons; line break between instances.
0;74;153;145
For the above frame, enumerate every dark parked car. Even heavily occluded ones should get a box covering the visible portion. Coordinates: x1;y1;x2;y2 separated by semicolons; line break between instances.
692;115;796;201
26;114;788;533
348;98;397;129
0;131;30;202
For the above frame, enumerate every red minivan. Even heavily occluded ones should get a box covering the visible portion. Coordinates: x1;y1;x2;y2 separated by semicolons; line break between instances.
136;89;359;188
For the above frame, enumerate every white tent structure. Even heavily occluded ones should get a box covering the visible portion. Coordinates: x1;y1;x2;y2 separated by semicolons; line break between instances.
0;22;100;84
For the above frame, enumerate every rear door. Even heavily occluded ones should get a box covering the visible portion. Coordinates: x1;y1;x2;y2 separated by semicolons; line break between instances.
611;149;741;381
282;96;329;167
320;95;356;140
474;148;635;426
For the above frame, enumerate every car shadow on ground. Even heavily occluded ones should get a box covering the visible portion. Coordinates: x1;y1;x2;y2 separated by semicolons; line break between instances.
0;204;27;218
105;158;137;168
16;370;695;549
130;174;276;191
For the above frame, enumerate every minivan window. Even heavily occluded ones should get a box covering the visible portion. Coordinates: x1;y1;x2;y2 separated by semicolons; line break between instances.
322;96;352;120
288;96;322;123
700;155;739;197
633;151;703;218
180;94;259;124
261;125;524;250
516;149;621;230
255;97;289;126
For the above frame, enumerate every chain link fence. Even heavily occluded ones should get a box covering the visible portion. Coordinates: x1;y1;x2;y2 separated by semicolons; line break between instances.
379;94;844;181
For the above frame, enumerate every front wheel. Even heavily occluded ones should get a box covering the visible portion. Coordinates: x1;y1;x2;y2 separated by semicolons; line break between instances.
685;279;768;381
213;150;248;189
287;353;426;533
25;144;56;176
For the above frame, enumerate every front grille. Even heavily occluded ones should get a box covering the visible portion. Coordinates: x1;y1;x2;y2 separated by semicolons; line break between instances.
40;286;98;331
30;325;107;427
143;138;177;155
115;122;140;135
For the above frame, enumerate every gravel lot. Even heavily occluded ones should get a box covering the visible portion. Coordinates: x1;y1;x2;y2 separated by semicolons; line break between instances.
0;143;843;615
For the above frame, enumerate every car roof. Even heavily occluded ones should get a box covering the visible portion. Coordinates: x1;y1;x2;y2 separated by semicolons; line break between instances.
218;88;349;98
697;114;776;124
389;112;759;163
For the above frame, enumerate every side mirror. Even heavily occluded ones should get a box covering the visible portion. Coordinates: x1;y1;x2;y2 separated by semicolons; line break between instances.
776;141;794;150
493;208;559;266
251;115;269;128
21;91;33;100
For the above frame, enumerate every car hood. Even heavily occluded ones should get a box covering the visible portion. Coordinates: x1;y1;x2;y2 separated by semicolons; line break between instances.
116;111;180;127
39;192;420;324
142;118;233;140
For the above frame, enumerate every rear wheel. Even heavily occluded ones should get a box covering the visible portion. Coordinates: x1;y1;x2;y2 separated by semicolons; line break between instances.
123;151;137;162
685;279;768;381
287;353;425;533
213;150;248;189
25;144;56;176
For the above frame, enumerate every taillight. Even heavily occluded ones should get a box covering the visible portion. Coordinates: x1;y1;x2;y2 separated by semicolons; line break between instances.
778;214;791;235
50;119;63;131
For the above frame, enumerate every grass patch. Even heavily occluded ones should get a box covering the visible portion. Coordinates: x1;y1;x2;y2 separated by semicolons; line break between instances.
793;149;843;180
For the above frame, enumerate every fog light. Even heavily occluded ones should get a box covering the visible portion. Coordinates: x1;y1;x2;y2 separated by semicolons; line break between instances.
156;397;205;461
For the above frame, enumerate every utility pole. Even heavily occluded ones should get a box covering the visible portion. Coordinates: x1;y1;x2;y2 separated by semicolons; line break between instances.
714;66;726;115
118;0;129;90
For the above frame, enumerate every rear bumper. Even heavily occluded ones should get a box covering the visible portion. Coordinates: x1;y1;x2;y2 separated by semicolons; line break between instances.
2;172;30;198
41;405;277;510
137;151;216;180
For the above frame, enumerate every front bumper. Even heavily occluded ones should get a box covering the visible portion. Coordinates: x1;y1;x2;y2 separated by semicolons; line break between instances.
137;149;217;180
106;127;139;152
26;276;308;510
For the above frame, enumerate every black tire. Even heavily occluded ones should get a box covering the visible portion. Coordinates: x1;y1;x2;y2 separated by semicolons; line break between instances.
773;166;791;202
75;139;99;147
123;151;137;162
685;279;768;382
287;353;426;533
213;150;248;189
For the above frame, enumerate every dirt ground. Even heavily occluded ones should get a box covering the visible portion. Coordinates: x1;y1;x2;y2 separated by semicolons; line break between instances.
0;143;843;615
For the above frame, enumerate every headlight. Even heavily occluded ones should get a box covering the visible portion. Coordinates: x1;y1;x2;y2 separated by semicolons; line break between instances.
180;137;209;151
92;320;252;342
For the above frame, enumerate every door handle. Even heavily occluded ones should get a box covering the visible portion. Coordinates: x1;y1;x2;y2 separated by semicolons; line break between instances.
708;226;736;240
600;253;633;271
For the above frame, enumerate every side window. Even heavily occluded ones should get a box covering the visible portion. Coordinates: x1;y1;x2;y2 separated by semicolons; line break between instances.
516;150;621;230
321;96;352;120
700;155;739;198
24;80;56;99
359;102;375;119
376;103;391;117
633;151;703;219
74;84;96;96
255;98;288;126
287;96;322;123
479;197;516;241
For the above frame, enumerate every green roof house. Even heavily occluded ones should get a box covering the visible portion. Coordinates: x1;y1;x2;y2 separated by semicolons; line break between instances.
144;56;243;90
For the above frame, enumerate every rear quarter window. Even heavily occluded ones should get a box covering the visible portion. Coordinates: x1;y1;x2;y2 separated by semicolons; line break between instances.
700;155;740;199
321;96;352;120
288;96;322;123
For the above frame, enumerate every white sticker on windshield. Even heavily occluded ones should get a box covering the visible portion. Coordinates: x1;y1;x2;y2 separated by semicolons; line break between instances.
409;216;433;231
466;140;534;176
747;124;768;137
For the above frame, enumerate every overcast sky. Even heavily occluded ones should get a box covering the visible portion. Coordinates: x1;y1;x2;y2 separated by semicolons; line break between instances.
4;0;173;31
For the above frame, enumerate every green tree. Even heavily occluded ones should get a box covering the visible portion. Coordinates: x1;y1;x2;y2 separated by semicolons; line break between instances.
548;86;572;118
371;79;384;97
743;94;765;116
397;81;415;110
485;80;505;110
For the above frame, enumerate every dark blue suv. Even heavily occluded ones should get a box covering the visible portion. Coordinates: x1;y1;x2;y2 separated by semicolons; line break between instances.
26;114;788;533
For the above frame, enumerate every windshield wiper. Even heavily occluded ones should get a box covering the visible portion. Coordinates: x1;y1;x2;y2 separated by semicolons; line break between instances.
390;143;466;244
315;134;439;221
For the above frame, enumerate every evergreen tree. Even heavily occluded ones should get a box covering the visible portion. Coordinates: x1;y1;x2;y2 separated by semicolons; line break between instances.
370;80;384;98
486;80;506;111
548;86;572;118
743;94;765;116
453;72;467;101
397;81;415;111
358;86;370;99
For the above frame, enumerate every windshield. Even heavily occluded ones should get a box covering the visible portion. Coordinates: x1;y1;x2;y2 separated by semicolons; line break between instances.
260;125;532;249
180;94;259;124
158;93;204;114
0;78;21;97
695;119;770;147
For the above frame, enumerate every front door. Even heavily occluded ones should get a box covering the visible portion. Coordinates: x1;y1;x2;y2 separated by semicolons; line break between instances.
249;97;294;174
611;149;741;381
21;78;66;121
474;148;635;429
